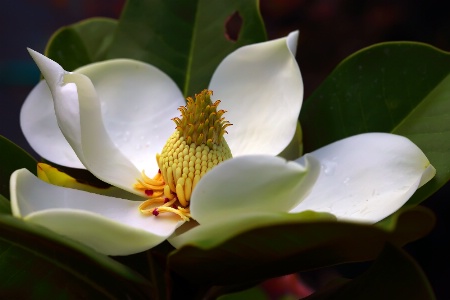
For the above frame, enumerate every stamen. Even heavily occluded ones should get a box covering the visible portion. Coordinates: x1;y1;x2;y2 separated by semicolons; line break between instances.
176;178;187;206
139;197;167;211
162;198;177;207
184;177;192;202
167;166;175;192
164;185;175;199
156;206;191;221
135;89;232;221
141;170;164;186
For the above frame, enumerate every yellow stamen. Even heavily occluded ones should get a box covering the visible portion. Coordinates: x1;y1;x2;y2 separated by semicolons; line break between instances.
155;206;191;221
134;89;233;221
139;197;167;210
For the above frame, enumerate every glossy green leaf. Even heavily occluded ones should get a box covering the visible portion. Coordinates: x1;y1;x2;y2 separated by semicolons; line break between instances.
45;17;117;71
106;0;267;96
304;243;435;300
299;42;450;205
0;194;11;215
0;215;152;299
0;136;36;199
168;207;434;286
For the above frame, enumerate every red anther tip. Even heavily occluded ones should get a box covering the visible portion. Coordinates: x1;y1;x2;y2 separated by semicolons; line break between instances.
152;208;159;216
158;169;161;173
145;189;154;196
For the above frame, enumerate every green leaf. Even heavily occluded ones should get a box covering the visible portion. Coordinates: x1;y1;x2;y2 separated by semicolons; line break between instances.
45;17;117;71
304;243;435;300
299;42;450;205
0;136;37;199
168;207;434;286
0;194;11;215
0;214;152;299
106;0;266;97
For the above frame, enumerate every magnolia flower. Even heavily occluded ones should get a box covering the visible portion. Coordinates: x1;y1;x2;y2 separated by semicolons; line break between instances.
11;32;435;255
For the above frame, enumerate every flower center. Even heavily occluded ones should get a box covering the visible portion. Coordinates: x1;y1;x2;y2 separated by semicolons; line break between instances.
134;90;232;220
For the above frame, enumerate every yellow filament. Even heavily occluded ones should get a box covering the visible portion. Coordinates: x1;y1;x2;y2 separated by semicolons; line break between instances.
156;206;191;221
139;197;167;211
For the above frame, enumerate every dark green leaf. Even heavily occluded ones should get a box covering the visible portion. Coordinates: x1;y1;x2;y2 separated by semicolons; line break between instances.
168;206;434;286
107;0;266;96
299;42;450;205
45;17;117;71
0;135;37;199
111;244;171;300
0;194;11;215
304;243;435;300
0;215;152;299
217;286;268;300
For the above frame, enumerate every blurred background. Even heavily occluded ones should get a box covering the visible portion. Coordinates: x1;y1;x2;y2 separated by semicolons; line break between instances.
1;0;449;298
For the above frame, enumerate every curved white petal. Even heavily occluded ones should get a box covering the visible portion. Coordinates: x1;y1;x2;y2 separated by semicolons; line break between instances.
10;168;182;255
209;31;303;157
27;50;184;194
190;154;320;225
75;60;185;173
27;50;87;162
21;80;84;168
28;49;138;193
291;133;436;223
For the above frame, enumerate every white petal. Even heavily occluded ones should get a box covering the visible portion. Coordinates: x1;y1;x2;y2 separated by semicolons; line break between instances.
190;154;320;225
291;133;436;223
27;50;184;194
75;59;185;173
25;49;185;178
27;50;87;163
28;48;138;193
209;31;303;157
10;168;182;255
21;80;85;168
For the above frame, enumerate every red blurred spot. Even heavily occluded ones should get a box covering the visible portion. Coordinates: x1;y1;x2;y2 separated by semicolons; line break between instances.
261;273;313;298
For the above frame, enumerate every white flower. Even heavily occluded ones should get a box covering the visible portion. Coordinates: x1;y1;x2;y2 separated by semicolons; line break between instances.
11;32;435;255
169;134;435;248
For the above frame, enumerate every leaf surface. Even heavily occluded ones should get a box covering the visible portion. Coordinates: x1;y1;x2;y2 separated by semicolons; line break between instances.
168;207;434;286
0;215;152;299
0;136;37;199
300;42;450;205
45;18;117;71
305;243;435;300
106;0;266;96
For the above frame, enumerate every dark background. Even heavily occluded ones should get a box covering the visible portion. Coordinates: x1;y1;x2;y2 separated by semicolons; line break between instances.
1;0;449;298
